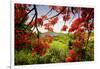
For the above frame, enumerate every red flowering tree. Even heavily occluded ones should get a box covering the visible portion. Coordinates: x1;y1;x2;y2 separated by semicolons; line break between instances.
66;8;94;62
15;3;94;60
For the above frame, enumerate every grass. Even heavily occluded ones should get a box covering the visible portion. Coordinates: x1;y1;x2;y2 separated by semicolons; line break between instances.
50;41;68;52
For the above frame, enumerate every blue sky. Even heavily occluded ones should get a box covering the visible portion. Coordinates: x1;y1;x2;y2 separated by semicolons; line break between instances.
26;4;79;33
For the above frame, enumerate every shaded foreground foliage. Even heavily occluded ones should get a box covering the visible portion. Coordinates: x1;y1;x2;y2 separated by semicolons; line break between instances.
15;33;94;65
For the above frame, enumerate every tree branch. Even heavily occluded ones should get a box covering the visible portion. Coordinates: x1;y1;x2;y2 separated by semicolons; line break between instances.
46;7;66;20
45;9;53;16
34;5;40;39
27;14;36;27
20;6;35;24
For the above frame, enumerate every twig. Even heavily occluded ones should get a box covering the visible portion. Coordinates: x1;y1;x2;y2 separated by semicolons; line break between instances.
20;6;35;24
46;7;66;20
27;13;36;27
34;5;40;39
45;9;52;16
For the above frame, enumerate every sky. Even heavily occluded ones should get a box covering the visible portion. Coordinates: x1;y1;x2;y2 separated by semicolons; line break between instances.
26;4;79;33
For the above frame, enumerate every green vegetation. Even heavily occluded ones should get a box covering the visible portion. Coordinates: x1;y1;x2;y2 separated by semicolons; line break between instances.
15;32;94;65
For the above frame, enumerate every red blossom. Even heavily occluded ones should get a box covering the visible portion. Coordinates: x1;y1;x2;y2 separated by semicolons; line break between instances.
49;17;58;25
69;50;75;55
44;23;54;32
37;18;43;23
48;27;53;32
15;4;28;24
41;15;47;20
69;18;85;32
32;38;50;56
63;15;70;22
61;25;68;31
66;57;73;62
45;34;53;43
72;40;83;48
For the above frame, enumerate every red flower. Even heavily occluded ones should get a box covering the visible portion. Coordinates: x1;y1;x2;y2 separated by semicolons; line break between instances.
68;50;78;61
44;23;54;32
66;57;73;62
48;27;53;32
32;38;50;56
63;15;70;22
77;51;82;56
61;25;68;31
15;4;27;24
72;40;82;48
41;15;47;20
26;40;32;44
69;50;75;55
69;18;85;32
37;18;43;23
40;51;46;56
49;17;58;25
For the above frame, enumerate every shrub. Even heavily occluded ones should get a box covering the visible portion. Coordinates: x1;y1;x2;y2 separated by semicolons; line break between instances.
42;41;68;63
15;50;33;65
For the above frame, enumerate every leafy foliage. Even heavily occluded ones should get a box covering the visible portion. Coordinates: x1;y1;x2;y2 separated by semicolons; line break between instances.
14;4;94;65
